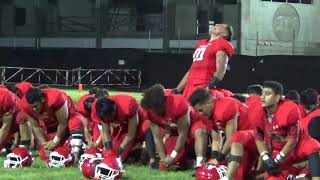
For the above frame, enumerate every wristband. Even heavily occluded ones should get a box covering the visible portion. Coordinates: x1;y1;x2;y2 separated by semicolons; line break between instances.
53;136;61;144
170;150;178;159
207;76;221;89
260;151;268;158
275;151;285;163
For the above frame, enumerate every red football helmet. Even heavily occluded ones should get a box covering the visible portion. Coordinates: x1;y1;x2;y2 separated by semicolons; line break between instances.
196;163;228;180
79;147;102;167
47;146;74;167
95;150;124;180
3;147;33;168
81;158;101;179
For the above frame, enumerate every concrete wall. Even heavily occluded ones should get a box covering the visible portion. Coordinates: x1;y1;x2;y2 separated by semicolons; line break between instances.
241;0;320;56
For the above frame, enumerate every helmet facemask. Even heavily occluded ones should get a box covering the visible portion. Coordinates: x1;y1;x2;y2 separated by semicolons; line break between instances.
4;153;29;168
95;163;120;180
47;151;72;168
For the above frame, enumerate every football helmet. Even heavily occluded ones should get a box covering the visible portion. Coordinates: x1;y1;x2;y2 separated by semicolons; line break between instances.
3;147;33;168
196;163;228;180
81;157;101;179
47;146;74;167
79;147;102;167
95;150;124;180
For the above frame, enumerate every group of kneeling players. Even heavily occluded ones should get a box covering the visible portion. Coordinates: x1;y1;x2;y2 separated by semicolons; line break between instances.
0;80;320;180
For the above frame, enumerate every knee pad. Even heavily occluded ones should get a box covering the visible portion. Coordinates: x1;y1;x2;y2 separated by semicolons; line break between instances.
71;131;84;153
308;152;320;177
227;154;241;164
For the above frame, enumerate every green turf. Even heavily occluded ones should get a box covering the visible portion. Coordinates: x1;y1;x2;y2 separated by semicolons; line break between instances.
0;89;193;179
0;157;193;180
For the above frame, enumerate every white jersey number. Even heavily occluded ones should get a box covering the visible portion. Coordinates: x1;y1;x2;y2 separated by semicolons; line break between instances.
193;47;206;62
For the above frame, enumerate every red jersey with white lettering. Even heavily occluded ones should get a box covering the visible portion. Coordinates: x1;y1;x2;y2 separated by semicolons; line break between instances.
15;82;33;98
187;39;234;84
146;95;189;129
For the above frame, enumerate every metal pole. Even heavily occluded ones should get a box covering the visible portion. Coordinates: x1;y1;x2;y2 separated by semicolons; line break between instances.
78;68;81;84
0;67;5;85
178;27;181;54
96;0;102;49
292;30;295;55
66;70;69;86
256;32;259;57
162;0;169;53
148;29;151;53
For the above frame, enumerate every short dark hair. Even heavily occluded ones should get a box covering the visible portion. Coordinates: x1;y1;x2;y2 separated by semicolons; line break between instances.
84;97;95;113
25;87;43;104
301;88;318;110
285;90;301;104
223;25;233;42
263;81;283;96
308;116;320;140
188;88;212;106
6;83;18;95
94;88;109;99
247;84;263;96
95;97;116;121
89;87;100;95
232;94;246;103
141;84;166;111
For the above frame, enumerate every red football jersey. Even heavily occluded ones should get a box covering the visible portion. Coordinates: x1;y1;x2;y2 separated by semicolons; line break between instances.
0;88;22;132
146;94;189;128
21;88;75;129
210;97;238;130
300;108;320;133
297;103;306;118
187;39;234;85
77;94;95;118
0;85;6;89
244;96;261;108
15;82;33;98
91;95;139;125
253;100;301;150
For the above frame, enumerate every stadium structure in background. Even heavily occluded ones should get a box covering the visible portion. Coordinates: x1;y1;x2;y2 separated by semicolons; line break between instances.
0;0;319;56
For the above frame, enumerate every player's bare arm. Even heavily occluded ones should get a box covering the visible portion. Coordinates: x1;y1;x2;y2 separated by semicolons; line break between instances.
150;122;166;160
19;121;31;145
164;111;190;166
221;115;237;155
119;112;138;154
214;51;228;81
43;101;69;150
0;111;13;144
28;115;46;145
101;121;112;149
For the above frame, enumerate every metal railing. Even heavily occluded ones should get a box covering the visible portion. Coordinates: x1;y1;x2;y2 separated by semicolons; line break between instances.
0;66;141;88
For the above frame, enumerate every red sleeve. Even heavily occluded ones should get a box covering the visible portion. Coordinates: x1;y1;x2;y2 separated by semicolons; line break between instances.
285;108;300;142
48;92;67;111
214;98;238;126
0;93;14;114
126;97;138;118
215;39;234;58
173;95;189;120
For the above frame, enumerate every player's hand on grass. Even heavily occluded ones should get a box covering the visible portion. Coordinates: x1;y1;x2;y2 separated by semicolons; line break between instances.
43;140;59;150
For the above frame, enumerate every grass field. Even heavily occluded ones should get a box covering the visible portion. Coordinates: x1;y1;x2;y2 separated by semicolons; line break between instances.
0;89;193;180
